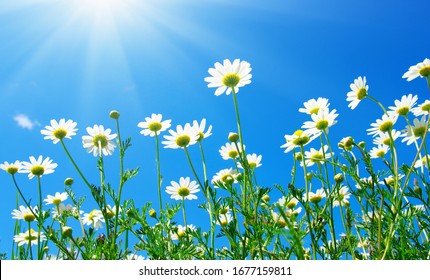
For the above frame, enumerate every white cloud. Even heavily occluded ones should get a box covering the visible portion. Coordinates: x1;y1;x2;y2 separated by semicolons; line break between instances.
13;114;40;130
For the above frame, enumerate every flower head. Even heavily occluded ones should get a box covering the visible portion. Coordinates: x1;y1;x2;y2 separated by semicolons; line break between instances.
303;188;326;203
238;153;262;169
346;76;368;110
211;168;238;186
0;160;22;175
276;197;299;209
125;254;145;260
302;145;332;167
217;212;233;226
40;119;77;144
193;118;212;141
82;209;105;230
415;155;430;169
333;186;351;207
20;156;57;179
373;129;402;146
369;144;389;159
204;59;252;96
401;116;429;145
281;129;317;153
171;224;196;240
388;94;418;117
44;192;68;206
402;58;430;81
52;203;80;219
302;108;338;136
299;98;330;115
166;177;200;200
162;123;199;149
12;205;38;222
411;100;430;116
82;125;117;157
14;229;46;246
219;142;245;160
137;114;171;137
367;113;398;137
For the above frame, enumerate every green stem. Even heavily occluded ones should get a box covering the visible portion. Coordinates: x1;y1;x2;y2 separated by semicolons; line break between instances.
60;140;92;189
37;176;42;259
182;199;187;227
28;221;33;260
155;133;163;211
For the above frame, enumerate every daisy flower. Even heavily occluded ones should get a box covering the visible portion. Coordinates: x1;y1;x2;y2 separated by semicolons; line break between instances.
238;153;262;169
280;129;317;153
82;209;105;230
14;229;46;247
165;177;200;200
40;119;78;144
411;100;430;116
0;160;22;175
217;212;233;226
204;59;252;96
52;203;81;219
388;94;418;117
402;58;430;81
302;145;332;167
401;116;429;145
302;108;338;136
20;155;57;179
193;118;213;141
333;186;351;207
137;113;171;137
356;176;375;190
298;97;330;115
276;197;299;209
219;142;245;160
211;168;238;186
44;192;68;206
82;125;117;157
11;205;38;222
106;204;121;219
171;224;196;240
125;254;145;260
162;123;199;149
346;76;368;110
415;155;430;169
338;136;354;151
285;206;302;218
303;188;326;203
271;211;288;228
369;144;389;159
379;174;405;188
367;113;398;137
372;129;402;146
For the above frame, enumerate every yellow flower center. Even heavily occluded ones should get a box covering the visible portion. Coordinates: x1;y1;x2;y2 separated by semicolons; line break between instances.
52;198;62;206
382;137;391;145
356;87;367;100
309;107;320;115
25;230;38;242
310;152;324;162
30;165;45;176
53;128;68;139
379;121;393;132
315;120;329;130
106;209;115;219
286;200;297;209
221;174;234;184
397;106;410;116
92;134;108;148
197;132;205;142
292;130;310;146
413;126;426;138
376;150;386;158
175;134;191;147
147;121;162;132
248;162;257;168
309;195;323;203
177;231;186;239
222;73;240;88
421;103;430;112
23;213;36;222
6;166;19;175
177;186;190;197
276;218;287;228
88;210;98;221
219;208;229;215
227;150;239;159
419;66;430;77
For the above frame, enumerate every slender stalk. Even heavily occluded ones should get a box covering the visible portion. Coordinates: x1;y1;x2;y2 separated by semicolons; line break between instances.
182;199;187;227
60;140;92;189
28;221;33;260
37;176;42;259
155;133;163;211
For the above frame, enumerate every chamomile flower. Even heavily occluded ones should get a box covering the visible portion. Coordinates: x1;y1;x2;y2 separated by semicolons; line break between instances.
379;174;405;188
217;212;233;226
401;116;429;145
402;58;430;81
219;142;245;160
367;113;398;137
20;156;57;179
40;119;78;144
276;197;299;209
106;205;121;219
388;94;418;117
11;205;38;222
14;229;46;246
333;186;351;207
411;100;430;116
302;145;332;167
302;108;338;136
125;254;145;260
204;59;252;96
52;203;79;219
346;76;368;110
44;192;68;206
298;97;330;115
369;144;389;159
415;155;430;169
211;168;238;186
171;224;196;240
372;129;402;146
280;129;317;153
238;153;262;169
82;125;117;157
82;209;105;230
0;160;22;175
193;118;212;141
138;114;171;137
165;177;200;200
162;123;199;149
303;188;326;203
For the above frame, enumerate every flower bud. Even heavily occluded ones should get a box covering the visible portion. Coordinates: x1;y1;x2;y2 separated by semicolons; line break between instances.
109;110;120;119
262;194;270;202
334;173;344;183
228;132;239;142
306;172;313;181
149;209;157;218
62;226;73;239
64;177;74;186
358;141;366;149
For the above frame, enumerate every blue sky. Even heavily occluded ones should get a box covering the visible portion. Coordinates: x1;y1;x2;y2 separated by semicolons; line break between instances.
0;0;429;256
